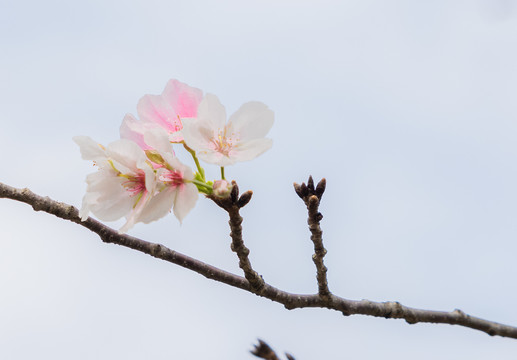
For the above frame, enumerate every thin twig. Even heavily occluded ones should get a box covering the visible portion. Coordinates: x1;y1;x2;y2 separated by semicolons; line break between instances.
2;181;517;339
294;176;331;299
226;204;265;292
208;180;264;292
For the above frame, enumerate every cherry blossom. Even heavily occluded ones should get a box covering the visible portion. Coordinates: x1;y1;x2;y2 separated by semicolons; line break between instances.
74;81;273;231
181;94;274;166
74;136;167;232
74;135;198;231
120;79;203;149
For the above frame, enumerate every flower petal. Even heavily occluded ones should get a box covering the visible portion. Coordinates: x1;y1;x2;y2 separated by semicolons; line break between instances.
227;101;274;142
196;150;234;166
197;94;227;130
82;169;135;221
143;127;174;154
120;113;157;150
181;118;216;154
161;79;203;118
106;139;147;173
232;138;273;162
119;191;150;233
173;183;198;223
137;94;177;132
137;188;175;224
73;136;106;163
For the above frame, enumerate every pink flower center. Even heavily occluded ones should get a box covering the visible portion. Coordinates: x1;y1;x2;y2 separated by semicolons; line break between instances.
159;169;184;188
122;171;146;197
170;114;183;133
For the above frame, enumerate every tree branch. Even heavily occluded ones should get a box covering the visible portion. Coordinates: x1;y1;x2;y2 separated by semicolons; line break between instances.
2;181;517;340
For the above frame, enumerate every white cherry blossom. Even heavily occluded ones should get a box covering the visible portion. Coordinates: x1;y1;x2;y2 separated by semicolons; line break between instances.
181;94;274;166
74;136;172;232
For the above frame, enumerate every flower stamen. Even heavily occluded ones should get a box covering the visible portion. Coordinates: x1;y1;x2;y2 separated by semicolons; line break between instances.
121;170;146;197
160;169;184;188
211;127;239;157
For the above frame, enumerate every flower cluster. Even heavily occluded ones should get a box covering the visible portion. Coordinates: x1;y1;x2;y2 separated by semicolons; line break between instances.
75;79;274;232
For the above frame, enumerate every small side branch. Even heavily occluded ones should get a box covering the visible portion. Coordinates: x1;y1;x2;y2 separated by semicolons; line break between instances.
209;181;265;293
294;176;330;299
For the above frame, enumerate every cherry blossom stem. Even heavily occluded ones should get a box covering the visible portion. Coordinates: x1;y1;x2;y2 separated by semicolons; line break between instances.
183;142;205;181
220;167;225;180
191;179;213;193
2;181;517;340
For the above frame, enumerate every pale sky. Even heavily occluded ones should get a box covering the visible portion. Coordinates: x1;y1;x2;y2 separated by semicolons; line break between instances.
2;0;517;358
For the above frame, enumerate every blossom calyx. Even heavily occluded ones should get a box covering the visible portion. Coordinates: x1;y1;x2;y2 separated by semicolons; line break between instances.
208;180;253;210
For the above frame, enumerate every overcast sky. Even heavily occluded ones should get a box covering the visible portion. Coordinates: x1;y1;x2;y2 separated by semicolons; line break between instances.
2;0;517;358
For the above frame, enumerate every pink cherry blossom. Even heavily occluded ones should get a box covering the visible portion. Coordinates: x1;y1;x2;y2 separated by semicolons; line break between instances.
120;79;203;149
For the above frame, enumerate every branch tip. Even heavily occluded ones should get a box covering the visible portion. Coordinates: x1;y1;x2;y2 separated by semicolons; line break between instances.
315;178;326;199
307;175;314;191
250;339;276;359
230;180;239;203
251;339;294;360
300;183;308;197
237;190;253;208
293;182;303;199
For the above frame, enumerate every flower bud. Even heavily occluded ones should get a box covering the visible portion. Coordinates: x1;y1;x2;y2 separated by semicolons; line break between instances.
145;150;166;166
212;180;233;198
